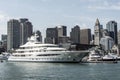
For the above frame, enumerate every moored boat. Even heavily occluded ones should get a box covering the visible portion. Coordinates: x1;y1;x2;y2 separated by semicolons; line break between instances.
102;53;118;62
0;52;10;60
87;50;102;63
8;34;89;63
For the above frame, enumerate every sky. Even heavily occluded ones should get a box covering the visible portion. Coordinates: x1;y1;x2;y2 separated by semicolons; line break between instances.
0;0;120;39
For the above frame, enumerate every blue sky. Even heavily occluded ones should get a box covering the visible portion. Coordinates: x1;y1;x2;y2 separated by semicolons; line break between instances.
0;0;120;39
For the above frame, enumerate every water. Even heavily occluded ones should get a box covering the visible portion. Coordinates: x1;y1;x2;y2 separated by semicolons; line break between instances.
0;61;120;80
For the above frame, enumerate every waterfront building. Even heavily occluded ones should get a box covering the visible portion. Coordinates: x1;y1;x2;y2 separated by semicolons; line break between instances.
44;37;54;44
7;18;33;51
7;19;20;51
70;25;80;43
106;21;118;44
19;18;33;45
36;30;42;42
118;30;120;44
100;30;114;51
100;36;114;51
1;35;7;41
45;27;58;44
0;41;2;48
112;45;119;55
45;25;67;44
80;29;91;44
57;25;67;37
1;34;7;51
94;18;103;45
90;34;94;45
57;25;67;44
58;36;70;44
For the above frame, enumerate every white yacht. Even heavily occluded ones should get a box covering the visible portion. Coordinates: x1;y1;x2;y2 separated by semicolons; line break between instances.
102;53;118;61
8;34;89;63
87;50;102;62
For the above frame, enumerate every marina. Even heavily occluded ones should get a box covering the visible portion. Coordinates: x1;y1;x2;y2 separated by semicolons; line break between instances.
0;0;120;80
85;50;119;63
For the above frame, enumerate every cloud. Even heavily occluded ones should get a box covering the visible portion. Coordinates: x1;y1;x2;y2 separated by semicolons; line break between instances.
0;13;11;22
40;0;48;2
88;1;120;10
0;15;5;20
40;0;53;2
63;15;95;23
79;23;89;29
88;5;120;10
0;12;22;23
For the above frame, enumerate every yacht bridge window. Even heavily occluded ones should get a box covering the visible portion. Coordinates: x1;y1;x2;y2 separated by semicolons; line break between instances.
37;54;60;56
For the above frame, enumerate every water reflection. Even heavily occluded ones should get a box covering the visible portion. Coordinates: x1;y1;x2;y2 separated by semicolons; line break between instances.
0;62;120;80
0;62;88;80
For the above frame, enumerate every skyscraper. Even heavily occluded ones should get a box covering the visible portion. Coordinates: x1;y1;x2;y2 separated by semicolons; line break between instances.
100;36;114;51
45;27;58;44
118;30;120;44
100;30;114;51
70;25;80;43
94;18;103;45
7;19;20;51
57;25;67;43
19;18;33;45
7;18;33;51
45;25;67;44
80;29;91;44
106;21;118;45
57;25;67;37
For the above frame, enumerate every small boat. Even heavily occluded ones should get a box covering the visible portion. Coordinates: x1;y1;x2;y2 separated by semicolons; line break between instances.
117;56;120;60
87;50;102;62
0;52;10;60
102;53;118;63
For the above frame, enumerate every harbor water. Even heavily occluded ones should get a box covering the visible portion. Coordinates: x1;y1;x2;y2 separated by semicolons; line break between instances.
0;61;120;80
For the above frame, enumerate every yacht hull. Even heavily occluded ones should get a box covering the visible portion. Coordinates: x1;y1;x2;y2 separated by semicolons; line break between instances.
8;51;89;63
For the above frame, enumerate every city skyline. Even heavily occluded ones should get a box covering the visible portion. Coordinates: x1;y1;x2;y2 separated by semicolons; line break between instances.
0;0;120;39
